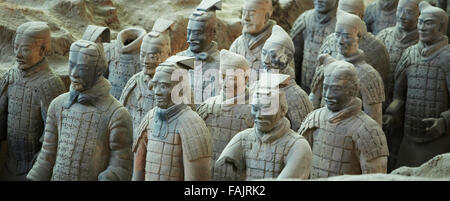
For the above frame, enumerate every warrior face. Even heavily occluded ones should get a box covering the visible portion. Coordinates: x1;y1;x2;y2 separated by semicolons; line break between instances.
336;25;360;57
152;70;175;109
187;20;212;53
261;43;292;72
397;0;420;32
242;0;270;35
140;43;166;76
314;0;337;14
251;89;286;133
323;76;354;112
69;49;101;92
14;36;44;70
418;15;443;45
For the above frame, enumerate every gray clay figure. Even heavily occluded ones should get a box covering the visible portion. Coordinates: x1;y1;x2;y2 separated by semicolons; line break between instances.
384;1;450;169
364;0;399;35
299;55;389;179
27;40;133;181
290;0;338;93
0;22;66;181
177;0;222;103
133;56;212;181
119;18;174;142
261;25;313;132
197;50;254;181
104;27;146;100
229;0;276;85
216;73;312;180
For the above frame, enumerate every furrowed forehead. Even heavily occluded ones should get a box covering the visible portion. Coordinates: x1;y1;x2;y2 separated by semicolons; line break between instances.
152;70;173;84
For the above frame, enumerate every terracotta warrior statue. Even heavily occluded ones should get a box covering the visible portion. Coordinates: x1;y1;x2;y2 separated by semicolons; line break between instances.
319;0;392;106
119;18;174;142
0;22;66;181
290;0;338;93
197;50;254;181
177;0;222;104
216;73;312;180
133;56;212;181
364;0;399;35
104;27;146;99
375;0;421;171
229;0;276;85
27;40;133;181
384;1;450;168
299;55;388;179
310;11;385;126
261;25;313;132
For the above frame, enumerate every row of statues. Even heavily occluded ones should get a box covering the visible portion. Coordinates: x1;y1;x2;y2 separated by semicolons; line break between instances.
0;0;448;181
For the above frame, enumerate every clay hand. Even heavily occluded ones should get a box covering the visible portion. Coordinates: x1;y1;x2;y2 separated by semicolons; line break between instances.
423;118;446;138
382;114;393;130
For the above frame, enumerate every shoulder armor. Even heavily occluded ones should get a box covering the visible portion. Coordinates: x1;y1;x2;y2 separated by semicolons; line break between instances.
178;109;212;161
196;96;217;119
319;34;336;55
119;74;139;105
394;45;417;79
298;108;327;136
310;65;325;94
359;68;385;104
38;73;67;103
133;108;156;152
290;10;311;38
353;114;389;161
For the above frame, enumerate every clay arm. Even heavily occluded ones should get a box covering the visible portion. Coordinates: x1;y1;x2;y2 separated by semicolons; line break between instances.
0;72;8;141
360;156;388;174
309;65;325;109
38;77;66;143
424;72;450;136
98;107;133;181
132;113;150;181
363;102;383;126
26;101;59;181
278;138;312;180
215;133;245;181
355;125;389;174
183;156;211;181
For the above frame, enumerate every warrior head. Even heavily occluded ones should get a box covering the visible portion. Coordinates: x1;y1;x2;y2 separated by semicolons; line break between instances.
319;54;360;112
396;0;421;32
152;56;194;109
251;73;289;133
242;0;273;35
187;0;221;53
418;1;448;45
14;21;51;70
314;0;338;14
335;10;365;57
338;0;365;19
141;18;174;76
116;27;146;54
219;49;250;101
378;0;399;11
261;25;294;74
69;40;107;92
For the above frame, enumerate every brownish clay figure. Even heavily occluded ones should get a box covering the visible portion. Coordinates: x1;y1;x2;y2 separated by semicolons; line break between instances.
384;1;450;168
261;25;313;132
119;19;174;142
376;0;421;171
216;73;312;180
197;50;253;181
290;0;338;93
377;0;421;73
310;11;385;126
27;40;133;181
299;55;388;179
319;0;392;106
104;27;146;100
177;0;221;104
0;22;66;181
364;0;399;35
133;56;212;181
229;0;276;85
